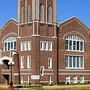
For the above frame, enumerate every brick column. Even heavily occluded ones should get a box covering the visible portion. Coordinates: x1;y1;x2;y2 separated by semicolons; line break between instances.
12;52;20;85
31;35;40;85
52;37;58;84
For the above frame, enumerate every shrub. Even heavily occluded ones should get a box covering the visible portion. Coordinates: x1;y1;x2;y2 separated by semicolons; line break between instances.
57;81;65;85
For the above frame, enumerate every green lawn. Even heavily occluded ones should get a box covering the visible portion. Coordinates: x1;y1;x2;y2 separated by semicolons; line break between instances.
16;85;90;90
1;85;90;90
0;88;7;90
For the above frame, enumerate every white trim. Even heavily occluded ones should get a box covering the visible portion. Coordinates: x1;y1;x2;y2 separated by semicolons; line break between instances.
65;56;84;69
21;56;24;68
59;73;90;75
59;69;90;72
73;76;77;83
20;73;31;75
1;56;12;62
48;58;52;69
44;69;53;71
46;0;47;23
40;41;44;50
21;76;24;84
27;56;31;68
2;32;17;42
32;0;35;20
14;73;19;76
80;76;84;83
63;31;86;41
49;76;52;84
44;73;53;75
28;76;30;84
48;42;52;51
65;76;70;84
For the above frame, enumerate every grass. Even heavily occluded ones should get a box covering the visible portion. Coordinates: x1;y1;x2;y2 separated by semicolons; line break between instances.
1;85;90;90
43;85;90;90
0;88;7;90
17;87;45;90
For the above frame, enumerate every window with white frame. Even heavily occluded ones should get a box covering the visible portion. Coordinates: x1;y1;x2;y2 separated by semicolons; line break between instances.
65;56;84;69
21;41;31;51
27;56;31;68
65;35;84;52
4;36;16;51
28;41;31;50
40;4;44;22
73;76;77;83
24;42;27;51
48;58;52;69
28;4;32;22
65;76;70;84
48;42;52;51
21;42;27;51
80;76;84;83
40;41;44;50
21;76;24;84
47;5;52;23
21;56;24;68
40;41;52;51
28;76;30;84
44;41;48;51
40;66;44;76
21;42;24;51
21;5;25;23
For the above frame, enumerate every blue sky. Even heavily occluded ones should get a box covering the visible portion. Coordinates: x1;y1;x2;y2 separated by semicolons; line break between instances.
0;0;90;29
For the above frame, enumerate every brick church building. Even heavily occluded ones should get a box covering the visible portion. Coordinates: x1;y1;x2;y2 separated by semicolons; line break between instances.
0;0;90;85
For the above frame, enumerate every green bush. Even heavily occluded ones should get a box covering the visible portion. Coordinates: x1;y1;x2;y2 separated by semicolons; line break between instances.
57;81;65;85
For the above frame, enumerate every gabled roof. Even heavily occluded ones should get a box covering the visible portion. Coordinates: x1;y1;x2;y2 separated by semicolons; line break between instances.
1;18;18;31
59;16;89;30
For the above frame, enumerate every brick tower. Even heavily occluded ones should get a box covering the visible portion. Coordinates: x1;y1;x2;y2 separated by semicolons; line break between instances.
17;0;57;85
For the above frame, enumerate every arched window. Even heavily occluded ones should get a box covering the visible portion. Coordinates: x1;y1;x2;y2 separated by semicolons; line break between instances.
28;4;32;22
47;5;53;23
4;37;16;51
21;5;25;23
40;4;44;22
65;35;84;51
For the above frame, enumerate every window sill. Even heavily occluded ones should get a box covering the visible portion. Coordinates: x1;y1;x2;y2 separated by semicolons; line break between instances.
66;67;84;70
66;50;84;52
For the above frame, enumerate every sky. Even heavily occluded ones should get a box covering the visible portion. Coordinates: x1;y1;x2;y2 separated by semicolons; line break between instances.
0;0;90;29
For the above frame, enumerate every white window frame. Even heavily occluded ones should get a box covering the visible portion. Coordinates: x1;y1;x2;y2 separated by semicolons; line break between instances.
21;5;25;23
49;42;52;51
65;56;84;69
27;56;31;68
28;76;30;84
40;66;44;76
73;76;77;83
65;76;70;84
40;41;44;50
24;42;27;51
44;41;48;51
4;37;16;51
48;5;52;23
21;42;24;51
21;56;24;68
40;4;44;22
21;76;24;84
28;41;31;50
80;76;84;83
48;58;52;69
65;35;84;52
28;4;32;22
49;76;52;84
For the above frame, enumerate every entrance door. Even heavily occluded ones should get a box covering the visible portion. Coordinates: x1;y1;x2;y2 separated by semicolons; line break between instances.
3;75;9;84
